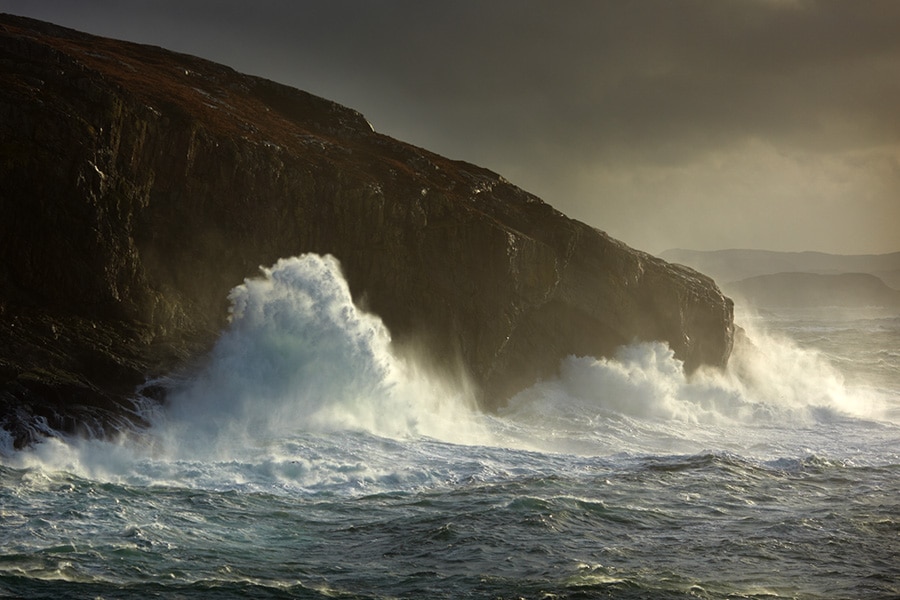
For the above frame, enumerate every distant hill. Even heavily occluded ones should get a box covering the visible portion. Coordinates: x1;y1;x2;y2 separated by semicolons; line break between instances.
660;249;900;289
724;272;900;309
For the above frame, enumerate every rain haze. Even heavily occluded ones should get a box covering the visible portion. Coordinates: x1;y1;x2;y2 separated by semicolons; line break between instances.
5;0;899;255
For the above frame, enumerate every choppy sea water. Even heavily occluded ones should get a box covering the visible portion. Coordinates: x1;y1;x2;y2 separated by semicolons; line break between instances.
2;255;898;599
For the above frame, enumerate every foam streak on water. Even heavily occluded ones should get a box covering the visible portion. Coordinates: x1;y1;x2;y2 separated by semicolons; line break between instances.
2;254;898;599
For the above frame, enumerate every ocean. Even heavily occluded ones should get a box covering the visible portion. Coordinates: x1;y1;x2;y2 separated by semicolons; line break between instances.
2;254;898;599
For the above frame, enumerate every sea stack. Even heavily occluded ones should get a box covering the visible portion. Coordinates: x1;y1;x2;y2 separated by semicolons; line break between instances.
0;15;734;447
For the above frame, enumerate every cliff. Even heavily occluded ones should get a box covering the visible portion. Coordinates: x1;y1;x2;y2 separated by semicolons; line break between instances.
0;15;734;448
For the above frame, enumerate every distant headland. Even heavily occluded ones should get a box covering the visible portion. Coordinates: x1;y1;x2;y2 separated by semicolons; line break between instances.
661;249;900;308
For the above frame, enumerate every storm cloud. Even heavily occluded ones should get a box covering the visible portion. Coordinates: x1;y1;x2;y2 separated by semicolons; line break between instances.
6;0;900;253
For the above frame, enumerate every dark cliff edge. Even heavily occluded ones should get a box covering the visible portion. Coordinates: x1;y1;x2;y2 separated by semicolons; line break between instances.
0;15;734;448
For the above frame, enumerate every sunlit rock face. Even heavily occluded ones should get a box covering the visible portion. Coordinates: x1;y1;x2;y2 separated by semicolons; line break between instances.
0;15;733;447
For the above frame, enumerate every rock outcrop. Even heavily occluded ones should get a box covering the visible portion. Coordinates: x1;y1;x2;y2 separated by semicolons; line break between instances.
0;15;734;448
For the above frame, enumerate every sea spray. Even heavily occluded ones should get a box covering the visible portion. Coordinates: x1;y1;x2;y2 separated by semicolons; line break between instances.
2;258;898;599
2;254;490;483
3;253;894;470
506;324;883;423
496;313;896;457
155;254;491;457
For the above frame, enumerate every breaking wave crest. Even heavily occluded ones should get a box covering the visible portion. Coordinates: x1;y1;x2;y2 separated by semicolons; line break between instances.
504;327;881;429
3;255;897;600
153;254;489;456
3;253;894;472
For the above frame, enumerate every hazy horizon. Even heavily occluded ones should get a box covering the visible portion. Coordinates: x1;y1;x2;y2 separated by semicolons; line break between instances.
660;247;900;257
5;1;899;255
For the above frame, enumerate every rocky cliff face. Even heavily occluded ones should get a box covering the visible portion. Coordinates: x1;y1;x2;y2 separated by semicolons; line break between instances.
0;15;734;448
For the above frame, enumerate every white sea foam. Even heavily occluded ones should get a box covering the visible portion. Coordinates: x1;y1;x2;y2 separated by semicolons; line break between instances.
153;254;491;458
495;310;898;458
3;253;896;478
505;317;893;425
3;254;898;600
2;255;488;483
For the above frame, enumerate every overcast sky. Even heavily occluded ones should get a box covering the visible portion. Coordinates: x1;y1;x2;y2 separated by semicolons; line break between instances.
5;0;899;255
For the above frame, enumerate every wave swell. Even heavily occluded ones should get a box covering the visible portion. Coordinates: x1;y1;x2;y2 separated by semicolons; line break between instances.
3;253;896;471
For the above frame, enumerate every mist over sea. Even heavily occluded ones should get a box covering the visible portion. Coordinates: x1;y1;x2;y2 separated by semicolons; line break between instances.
2;254;898;599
